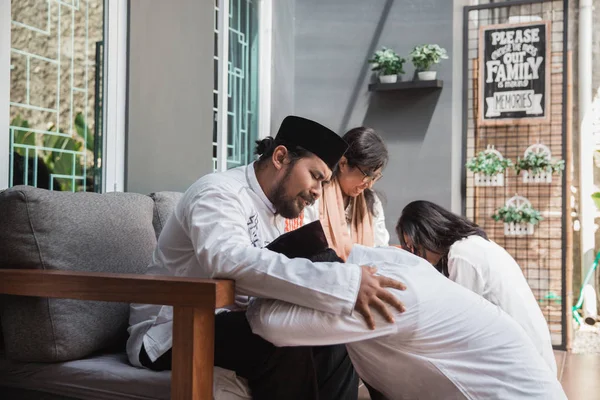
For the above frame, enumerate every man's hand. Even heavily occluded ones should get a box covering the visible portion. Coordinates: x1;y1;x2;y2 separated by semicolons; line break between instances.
355;266;406;330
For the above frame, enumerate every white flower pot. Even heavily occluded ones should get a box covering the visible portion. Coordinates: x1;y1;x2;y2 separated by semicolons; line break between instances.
379;75;397;84
474;173;504;187
522;169;553;184
504;222;535;236
418;71;437;80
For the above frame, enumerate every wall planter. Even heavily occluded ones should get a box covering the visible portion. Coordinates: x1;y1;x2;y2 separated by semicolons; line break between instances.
492;195;542;237
466;145;512;187
515;143;564;184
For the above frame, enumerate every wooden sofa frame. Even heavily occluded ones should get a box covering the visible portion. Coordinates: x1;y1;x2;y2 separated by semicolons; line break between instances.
0;269;235;400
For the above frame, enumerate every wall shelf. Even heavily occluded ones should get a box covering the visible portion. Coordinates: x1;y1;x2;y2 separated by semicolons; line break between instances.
368;79;443;92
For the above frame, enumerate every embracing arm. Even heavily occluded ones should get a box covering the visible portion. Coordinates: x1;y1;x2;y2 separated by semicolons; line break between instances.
183;185;362;315
247;297;399;347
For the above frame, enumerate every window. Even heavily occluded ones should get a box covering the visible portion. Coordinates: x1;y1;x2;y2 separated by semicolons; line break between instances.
1;0;126;192
214;0;268;172
7;0;105;191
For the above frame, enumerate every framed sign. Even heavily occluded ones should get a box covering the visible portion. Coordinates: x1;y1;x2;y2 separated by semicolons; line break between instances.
478;21;551;126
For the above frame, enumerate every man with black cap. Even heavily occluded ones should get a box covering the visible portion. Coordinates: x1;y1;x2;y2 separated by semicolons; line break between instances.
126;116;406;400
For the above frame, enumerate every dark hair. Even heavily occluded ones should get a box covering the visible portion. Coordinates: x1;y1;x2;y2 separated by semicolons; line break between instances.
309;248;345;263
396;200;488;276
338;127;389;216
254;137;313;167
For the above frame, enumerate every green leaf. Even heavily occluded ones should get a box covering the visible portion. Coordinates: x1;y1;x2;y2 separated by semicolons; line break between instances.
369;47;406;75
410;44;448;71
74;112;94;152
515;152;564;176
466;150;512;176
491;204;543;225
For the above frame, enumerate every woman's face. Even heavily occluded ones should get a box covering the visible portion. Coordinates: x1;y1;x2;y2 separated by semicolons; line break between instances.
402;234;443;266
337;156;382;198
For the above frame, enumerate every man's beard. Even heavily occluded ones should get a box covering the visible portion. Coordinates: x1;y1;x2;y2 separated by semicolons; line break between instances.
270;167;314;219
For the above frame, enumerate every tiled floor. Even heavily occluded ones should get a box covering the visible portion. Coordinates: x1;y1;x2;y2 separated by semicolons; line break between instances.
557;350;600;399
358;351;600;399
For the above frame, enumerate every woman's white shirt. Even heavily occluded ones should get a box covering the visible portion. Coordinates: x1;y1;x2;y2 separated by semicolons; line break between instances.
448;235;557;375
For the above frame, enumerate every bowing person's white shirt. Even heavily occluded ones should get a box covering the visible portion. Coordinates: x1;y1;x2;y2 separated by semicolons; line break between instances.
448;235;557;375
247;245;566;400
126;163;362;367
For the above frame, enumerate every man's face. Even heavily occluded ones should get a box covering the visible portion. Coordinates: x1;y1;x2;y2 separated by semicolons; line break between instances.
270;154;332;219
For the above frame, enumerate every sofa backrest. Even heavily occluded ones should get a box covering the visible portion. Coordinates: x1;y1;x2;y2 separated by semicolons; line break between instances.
0;186;160;363
149;191;184;239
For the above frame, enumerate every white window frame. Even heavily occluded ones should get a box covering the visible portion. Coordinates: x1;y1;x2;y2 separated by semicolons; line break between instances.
214;0;272;173
0;0;127;192
103;0;127;192
0;0;11;189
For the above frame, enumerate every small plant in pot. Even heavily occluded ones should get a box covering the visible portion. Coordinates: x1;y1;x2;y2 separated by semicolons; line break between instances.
410;44;448;81
466;145;512;187
514;143;564;184
368;47;406;84
492;195;542;236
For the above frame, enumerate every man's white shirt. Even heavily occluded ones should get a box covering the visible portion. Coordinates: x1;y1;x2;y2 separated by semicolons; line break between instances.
247;245;566;400
126;163;362;366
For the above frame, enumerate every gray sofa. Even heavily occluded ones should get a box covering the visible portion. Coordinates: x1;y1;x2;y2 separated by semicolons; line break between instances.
0;186;234;400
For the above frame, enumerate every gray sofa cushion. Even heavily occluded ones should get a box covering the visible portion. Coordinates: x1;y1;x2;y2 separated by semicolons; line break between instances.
0;352;170;400
0;186;157;363
149;191;183;239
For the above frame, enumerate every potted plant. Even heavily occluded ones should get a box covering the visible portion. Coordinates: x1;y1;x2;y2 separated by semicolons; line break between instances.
368;47;406;84
409;44;448;80
466;145;512;187
492;195;542;236
515;143;565;184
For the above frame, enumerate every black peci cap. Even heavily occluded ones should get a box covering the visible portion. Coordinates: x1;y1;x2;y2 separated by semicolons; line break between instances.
275;116;348;170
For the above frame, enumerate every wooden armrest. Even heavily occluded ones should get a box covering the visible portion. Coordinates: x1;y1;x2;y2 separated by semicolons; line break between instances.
0;269;236;399
0;269;234;308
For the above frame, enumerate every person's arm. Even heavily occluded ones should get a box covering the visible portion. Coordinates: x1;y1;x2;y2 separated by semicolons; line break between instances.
247;296;404;347
448;255;485;296
372;195;390;247
182;184;362;315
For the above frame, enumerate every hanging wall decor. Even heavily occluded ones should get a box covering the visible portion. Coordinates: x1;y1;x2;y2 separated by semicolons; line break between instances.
492;195;542;236
515;143;565;184
463;0;569;349
478;21;551;125
466;145;512;187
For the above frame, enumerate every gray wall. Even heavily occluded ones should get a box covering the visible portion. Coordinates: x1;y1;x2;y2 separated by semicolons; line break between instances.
126;0;214;194
293;0;458;243
270;0;295;131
